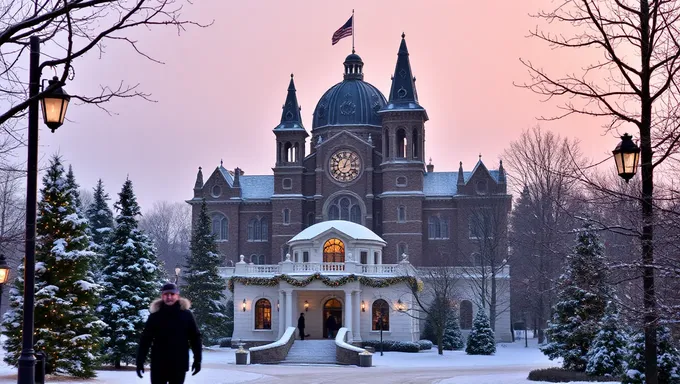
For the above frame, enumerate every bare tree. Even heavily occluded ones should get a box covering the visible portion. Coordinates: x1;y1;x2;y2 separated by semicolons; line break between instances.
518;1;680;379
461;197;512;332
402;259;462;355
139;200;190;276
0;169;24;255
504;126;585;342
0;0;209;139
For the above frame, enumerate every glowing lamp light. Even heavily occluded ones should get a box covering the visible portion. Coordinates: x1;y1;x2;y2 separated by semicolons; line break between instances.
361;301;366;312
40;76;70;132
242;299;247;312
612;133;640;182
304;300;309;312
0;254;10;284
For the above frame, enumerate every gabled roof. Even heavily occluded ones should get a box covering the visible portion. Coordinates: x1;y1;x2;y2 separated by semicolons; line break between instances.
289;220;385;243
423;170;501;197
239;175;274;200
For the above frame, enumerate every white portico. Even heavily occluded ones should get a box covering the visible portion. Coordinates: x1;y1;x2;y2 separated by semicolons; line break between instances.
222;221;420;346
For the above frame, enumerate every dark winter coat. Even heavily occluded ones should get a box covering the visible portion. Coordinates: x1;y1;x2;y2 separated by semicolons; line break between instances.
136;298;202;373
325;316;337;331
297;315;305;330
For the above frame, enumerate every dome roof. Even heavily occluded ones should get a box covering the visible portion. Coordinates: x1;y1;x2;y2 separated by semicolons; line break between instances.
289;220;386;244
312;52;387;129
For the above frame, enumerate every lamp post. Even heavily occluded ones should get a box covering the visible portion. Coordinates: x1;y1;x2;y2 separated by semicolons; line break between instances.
613;133;658;382
18;35;70;384
174;265;181;284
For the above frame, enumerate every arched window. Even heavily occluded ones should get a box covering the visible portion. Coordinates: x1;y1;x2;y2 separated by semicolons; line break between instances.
384;128;390;157
284;142;293;163
283;209;291;225
250;254;258;264
428;216;450;239
396;128;407;158
258;255;265;265
323;238;345;263
211;213;228;241
326;195;362;224
397;242;408;258
255;299;272;330
412;130;419;159
397;205;406;222
248;217;268;242
460;300;473;330
372;299;390;331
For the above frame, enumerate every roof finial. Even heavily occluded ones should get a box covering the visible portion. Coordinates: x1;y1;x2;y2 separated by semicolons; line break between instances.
479;153;482;160
220;159;223;167
290;73;294;78
401;32;406;39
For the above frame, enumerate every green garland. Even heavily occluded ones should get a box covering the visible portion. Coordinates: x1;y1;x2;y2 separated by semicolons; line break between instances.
228;273;421;293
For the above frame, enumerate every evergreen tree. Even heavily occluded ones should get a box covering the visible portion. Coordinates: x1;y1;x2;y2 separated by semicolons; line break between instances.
585;302;627;377
2;156;105;377
65;165;81;209
465;310;496;355
85;179;114;277
181;200;228;345
98;178;163;367
623;327;680;384
541;222;609;371
443;312;465;351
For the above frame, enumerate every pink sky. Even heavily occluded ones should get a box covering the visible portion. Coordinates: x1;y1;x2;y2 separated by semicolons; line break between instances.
38;0;619;209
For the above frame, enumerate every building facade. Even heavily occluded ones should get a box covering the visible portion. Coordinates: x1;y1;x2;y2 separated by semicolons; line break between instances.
189;34;512;344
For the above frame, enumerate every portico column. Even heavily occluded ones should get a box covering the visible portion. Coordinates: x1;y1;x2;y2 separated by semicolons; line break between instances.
285;289;294;329
278;290;285;337
352;291;361;342
344;290;353;340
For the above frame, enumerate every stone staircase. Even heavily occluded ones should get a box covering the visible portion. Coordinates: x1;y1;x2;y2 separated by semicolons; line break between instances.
281;339;337;364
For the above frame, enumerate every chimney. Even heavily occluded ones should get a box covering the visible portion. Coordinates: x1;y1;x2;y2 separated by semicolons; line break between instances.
233;167;241;188
426;158;434;173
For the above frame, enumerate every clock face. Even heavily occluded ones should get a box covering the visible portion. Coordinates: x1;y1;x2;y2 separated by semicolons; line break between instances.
329;150;362;182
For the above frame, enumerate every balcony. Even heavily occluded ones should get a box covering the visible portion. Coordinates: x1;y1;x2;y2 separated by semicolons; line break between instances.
218;258;416;278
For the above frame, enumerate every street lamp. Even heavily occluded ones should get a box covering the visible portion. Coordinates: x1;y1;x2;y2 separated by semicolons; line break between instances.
174;265;181;284
18;36;71;384
612;133;640;183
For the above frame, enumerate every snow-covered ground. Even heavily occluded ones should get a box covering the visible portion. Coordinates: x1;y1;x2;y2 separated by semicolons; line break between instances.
0;338;621;383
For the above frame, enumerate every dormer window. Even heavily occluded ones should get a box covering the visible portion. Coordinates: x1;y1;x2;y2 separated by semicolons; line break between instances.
476;180;488;195
211;185;221;198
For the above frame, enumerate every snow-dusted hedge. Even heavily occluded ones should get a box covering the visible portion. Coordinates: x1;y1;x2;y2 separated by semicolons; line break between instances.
417;340;433;350
528;368;619;382
361;340;420;353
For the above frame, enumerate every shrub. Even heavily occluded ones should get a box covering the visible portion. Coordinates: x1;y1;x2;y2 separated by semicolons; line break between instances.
528;368;620;382
218;337;232;348
417;340;433;350
361;340;420;353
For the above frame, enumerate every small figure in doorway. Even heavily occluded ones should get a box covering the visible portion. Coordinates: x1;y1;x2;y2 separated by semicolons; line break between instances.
298;313;306;340
326;313;337;339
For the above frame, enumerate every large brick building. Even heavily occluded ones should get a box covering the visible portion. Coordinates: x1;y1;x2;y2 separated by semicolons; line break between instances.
189;34;510;269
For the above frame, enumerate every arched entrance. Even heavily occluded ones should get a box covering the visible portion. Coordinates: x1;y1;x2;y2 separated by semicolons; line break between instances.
323;298;343;339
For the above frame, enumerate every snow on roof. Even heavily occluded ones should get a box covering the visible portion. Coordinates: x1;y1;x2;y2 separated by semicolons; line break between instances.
290;220;385;243
423;170;501;197
239;175;274;200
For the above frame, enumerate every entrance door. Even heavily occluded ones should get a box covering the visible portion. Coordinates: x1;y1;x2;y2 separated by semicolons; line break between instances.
323;298;342;339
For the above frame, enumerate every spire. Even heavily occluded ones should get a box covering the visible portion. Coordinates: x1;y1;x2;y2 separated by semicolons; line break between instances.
383;33;425;113
274;74;305;132
457;161;465;185
194;167;203;189
498;160;506;183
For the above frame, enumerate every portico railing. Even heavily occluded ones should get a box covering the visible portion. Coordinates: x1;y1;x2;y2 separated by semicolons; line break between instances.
218;258;417;278
293;262;345;272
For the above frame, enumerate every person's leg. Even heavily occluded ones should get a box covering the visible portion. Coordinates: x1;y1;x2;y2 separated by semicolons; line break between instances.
300;329;305;340
150;368;168;384
168;371;187;384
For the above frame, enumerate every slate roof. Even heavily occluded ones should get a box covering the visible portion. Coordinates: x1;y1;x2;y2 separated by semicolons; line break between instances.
422;170;501;197
239;175;274;200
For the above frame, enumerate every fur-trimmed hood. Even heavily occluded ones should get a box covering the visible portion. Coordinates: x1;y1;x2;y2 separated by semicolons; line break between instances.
149;297;191;314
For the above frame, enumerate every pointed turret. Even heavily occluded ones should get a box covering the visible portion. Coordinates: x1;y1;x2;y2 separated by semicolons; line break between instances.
194;167;204;190
382;33;427;118
274;74;306;132
498;160;506;184
457;162;465;186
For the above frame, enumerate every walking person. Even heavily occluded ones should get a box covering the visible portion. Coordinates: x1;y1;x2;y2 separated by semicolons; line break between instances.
325;313;337;339
298;313;306;340
136;283;202;384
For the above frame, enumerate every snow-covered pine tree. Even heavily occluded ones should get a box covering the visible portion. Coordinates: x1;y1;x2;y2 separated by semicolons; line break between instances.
181;199;228;345
1;262;25;367
585;301;627;377
541;222;609;371
85;179;114;278
465;310;496;355
443;312;465;351
98;178;163;367
2;156;105;377
622;327;680;384
66;165;82;209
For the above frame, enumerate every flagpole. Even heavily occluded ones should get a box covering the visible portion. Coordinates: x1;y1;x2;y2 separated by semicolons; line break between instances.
352;9;355;53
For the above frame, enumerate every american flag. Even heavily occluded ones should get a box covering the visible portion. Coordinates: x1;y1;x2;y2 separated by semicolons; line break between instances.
332;16;353;45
